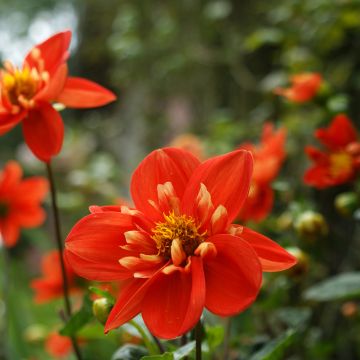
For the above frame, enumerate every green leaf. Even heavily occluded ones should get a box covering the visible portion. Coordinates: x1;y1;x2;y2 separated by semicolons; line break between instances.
112;344;148;360
249;329;297;360
173;341;196;359
60;295;93;336
141;353;174;360
206;325;224;350
303;272;360;302
89;286;115;305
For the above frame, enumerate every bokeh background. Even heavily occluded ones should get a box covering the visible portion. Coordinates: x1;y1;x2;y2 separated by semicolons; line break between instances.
1;0;360;359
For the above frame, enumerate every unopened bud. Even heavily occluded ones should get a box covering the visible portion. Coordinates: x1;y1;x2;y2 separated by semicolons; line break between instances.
276;211;293;231
285;247;309;279
335;192;358;217
92;297;112;324
295;211;328;241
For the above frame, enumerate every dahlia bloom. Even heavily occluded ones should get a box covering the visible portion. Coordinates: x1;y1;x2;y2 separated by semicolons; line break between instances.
275;72;322;103
0;161;48;247
65;148;296;339
45;332;72;358
0;31;116;162
304;114;360;188
31;250;80;303
238;123;286;222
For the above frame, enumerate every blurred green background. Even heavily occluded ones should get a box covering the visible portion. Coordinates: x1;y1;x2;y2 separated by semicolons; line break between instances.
1;0;360;359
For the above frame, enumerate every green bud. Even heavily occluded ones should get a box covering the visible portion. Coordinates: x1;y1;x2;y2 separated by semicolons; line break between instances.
335;192;358;217
92;297;112;324
285;247;309;278
295;210;328;241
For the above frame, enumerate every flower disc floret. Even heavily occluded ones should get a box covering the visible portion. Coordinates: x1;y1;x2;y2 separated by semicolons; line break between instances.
151;211;206;258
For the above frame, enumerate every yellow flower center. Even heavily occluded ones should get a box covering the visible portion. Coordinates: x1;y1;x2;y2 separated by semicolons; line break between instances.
151;211;206;258
329;152;353;178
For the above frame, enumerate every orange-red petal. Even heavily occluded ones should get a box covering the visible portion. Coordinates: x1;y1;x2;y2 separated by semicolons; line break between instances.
65;212;135;281
204;234;262;316
240;227;297;271
56;77;116;108
22;103;64;162
0;111;27;136
142;256;205;339
182;150;253;224
131;148;200;221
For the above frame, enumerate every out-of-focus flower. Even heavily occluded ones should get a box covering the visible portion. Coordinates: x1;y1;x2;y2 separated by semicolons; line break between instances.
0;31;116;162
341;301;358;318
238;123;286;222
274;72;322;103
169;133;205;160
304;115;360;188
65;147;296;339
45;332;72;358
0;161;48;247
295;210;328;241
31;250;80;303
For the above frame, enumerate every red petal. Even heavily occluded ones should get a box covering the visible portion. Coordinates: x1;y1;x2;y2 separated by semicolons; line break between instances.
240;227;297;271
142;256;205;339
56;77;116;108
65;212;135;281
13;177;48;203
0;161;23;196
316;114;357;150
0;218;20;247
24;31;71;74
131;148;200;220
0;111;27;136
204;234;262;316
182;150;253;224
104;278;152;333
22;103;64;162
35;64;68;102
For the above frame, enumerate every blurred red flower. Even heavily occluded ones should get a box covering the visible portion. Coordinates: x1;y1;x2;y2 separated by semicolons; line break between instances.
238;123;286;222
65;147;296;339
304;114;360;188
45;332;72;358
31;249;80;303
275;72;322;103
0;161;48;247
0;31;116;162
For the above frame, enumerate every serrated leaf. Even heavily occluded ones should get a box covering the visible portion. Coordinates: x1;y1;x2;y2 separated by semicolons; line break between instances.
112;344;148;360
141;353;174;360
249;329;297;360
60;295;93;336
303;272;360;302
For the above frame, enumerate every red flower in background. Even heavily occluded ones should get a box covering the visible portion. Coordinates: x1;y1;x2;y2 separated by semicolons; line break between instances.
31;250;80;303
45;332;72;358
238;123;286;222
0;161;48;247
275;72;322;103
304;114;360;188
65;147;296;339
0;31;116;162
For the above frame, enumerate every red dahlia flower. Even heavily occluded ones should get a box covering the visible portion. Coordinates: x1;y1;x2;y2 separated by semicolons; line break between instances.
0;31;116;162
65;148;296;339
31;250;80;303
304;114;360;188
238;123;286;222
0;161;48;247
45;332;72;358
275;72;322;103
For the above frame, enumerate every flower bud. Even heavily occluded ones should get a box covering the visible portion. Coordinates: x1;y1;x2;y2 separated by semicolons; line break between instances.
285;247;309;279
295;211;328;241
335;192;358;217
92;297;112;324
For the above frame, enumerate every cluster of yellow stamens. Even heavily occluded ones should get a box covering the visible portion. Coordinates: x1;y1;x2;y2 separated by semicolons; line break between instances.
151;211;206;259
329;152;353;177
1;49;48;111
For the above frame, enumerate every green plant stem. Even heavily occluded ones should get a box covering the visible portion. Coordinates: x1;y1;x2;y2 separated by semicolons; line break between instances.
151;334;166;354
46;162;82;360
222;318;232;360
195;320;202;360
1;247;10;359
129;320;158;355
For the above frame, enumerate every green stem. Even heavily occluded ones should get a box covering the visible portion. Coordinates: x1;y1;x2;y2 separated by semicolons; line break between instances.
195;320;202;360
129;320;158;355
222;318;232;360
45;162;82;360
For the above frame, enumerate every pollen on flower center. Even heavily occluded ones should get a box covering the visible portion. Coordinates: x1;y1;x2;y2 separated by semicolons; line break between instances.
329;152;353;177
151;211;206;259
